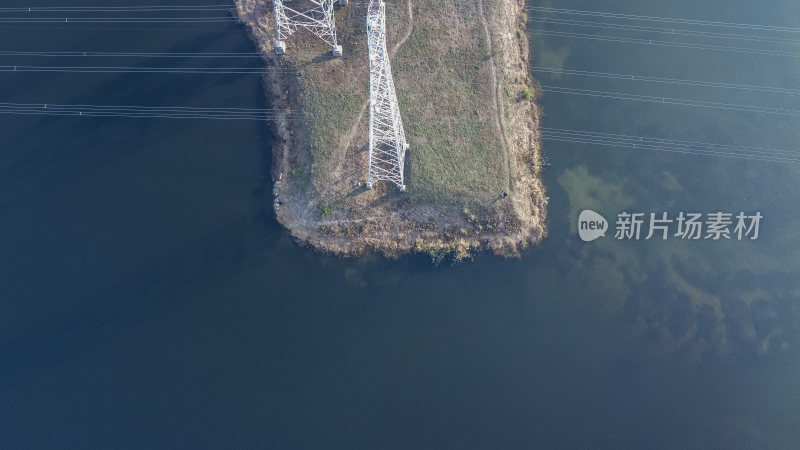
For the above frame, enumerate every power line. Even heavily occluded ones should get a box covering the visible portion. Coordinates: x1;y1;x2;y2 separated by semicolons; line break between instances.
529;17;800;46
532;67;800;96
0;5;233;13
542;127;798;157
0;101;301;121
0;109;268;120
540;128;800;163
0;23;239;32
526;6;800;33
541;134;800;163
0;17;238;23
541;85;800;117
0;65;270;74
0;50;263;58
0;102;281;112
528;29;800;58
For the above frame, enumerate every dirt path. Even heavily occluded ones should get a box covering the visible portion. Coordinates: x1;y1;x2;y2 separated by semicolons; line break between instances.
476;0;512;189
390;0;416;56
339;0;415;163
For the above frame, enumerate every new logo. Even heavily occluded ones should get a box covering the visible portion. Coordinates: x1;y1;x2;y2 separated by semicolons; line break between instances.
578;210;608;242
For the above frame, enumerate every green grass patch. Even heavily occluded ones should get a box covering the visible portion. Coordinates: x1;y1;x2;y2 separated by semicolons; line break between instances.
304;86;361;179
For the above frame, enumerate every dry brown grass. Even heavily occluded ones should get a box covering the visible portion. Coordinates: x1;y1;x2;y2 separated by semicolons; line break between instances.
276;0;509;206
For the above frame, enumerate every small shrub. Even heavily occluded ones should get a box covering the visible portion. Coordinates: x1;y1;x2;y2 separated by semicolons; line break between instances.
522;87;533;100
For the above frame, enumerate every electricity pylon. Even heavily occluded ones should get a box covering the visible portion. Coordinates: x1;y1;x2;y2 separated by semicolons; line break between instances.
273;0;343;56
365;0;409;192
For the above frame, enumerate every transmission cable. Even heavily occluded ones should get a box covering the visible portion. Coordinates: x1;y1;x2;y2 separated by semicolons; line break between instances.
526;6;800;33
540;128;800;163
532;67;800;96
541;85;800;117
528;29;800;58
0;50;263;58
0;101;303;121
529;16;800;46
0;16;238;23
0;5;233;13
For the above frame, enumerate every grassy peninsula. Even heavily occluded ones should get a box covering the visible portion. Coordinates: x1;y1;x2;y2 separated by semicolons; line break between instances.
235;0;547;260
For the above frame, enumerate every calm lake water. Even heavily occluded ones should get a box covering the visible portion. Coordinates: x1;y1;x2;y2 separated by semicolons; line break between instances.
1;0;799;448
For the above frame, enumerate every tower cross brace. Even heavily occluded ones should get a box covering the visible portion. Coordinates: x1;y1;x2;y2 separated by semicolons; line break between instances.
273;0;342;56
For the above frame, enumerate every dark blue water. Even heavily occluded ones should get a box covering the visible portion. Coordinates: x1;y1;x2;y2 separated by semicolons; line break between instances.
1;0;799;448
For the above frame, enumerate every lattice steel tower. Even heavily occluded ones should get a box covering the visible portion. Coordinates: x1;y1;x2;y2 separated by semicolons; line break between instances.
273;0;344;56
365;0;409;192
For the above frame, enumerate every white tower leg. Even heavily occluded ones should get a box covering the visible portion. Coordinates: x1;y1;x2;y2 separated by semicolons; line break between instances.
366;0;409;191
